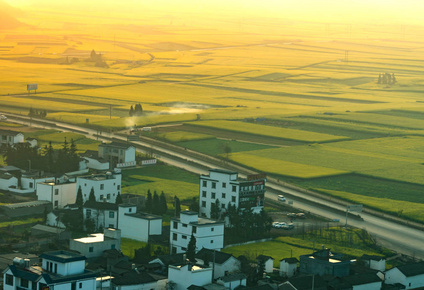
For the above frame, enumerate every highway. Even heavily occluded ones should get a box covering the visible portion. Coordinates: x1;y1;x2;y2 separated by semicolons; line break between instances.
5;113;424;259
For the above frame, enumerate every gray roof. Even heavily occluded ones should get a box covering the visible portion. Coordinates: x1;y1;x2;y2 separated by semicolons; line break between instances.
39;250;86;263
99;141;134;150
396;261;424;277
196;248;235;265
219;273;246;282
125;212;162;220
112;270;156;286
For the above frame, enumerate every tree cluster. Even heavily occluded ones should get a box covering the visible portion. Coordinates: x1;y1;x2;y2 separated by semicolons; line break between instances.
134;243;165;263
378;73;397;85
1;138;80;174
144;190;168;215
129;104;143;117
28;107;47;118
89;49;108;68
225;205;273;243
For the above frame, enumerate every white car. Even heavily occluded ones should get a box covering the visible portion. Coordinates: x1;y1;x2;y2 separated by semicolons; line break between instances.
278;195;286;202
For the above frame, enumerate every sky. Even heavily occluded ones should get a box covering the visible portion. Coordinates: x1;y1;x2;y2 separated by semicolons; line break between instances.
4;0;424;25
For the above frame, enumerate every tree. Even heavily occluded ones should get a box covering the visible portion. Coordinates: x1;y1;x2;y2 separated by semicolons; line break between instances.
210;199;221;220
222;142;232;159
146;189;153;213
153;191;160;215
89;187;96;202
186;233;196;262
159;191;168;215
189;197;199;212
76;186;83;208
84;218;96;233
129;105;134;117
115;193;123;204
174;196;181;217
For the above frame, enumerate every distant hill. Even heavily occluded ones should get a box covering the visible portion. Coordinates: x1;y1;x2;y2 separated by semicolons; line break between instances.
0;0;23;29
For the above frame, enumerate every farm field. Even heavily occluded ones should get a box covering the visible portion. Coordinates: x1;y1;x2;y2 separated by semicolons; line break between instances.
3;2;424;222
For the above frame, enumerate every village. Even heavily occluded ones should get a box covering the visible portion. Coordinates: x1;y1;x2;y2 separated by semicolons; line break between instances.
1;127;424;290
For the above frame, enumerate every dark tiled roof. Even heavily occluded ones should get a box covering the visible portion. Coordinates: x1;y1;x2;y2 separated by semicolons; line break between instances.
285;275;326;290
112;270;156;286
40;250;86;263
396;261;424;277
152;253;185;266
125;212;162;220
257;255;274;262
196;248;234;265
8;265;40;282
84;201;118;211
280;257;299;264
342;273;382;286
361;254;385;261
246;285;275;290
220;273;247;282
188;285;207;290
42;270;96;284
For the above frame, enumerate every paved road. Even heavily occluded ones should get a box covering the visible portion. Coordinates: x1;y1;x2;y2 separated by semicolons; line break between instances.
5;114;424;259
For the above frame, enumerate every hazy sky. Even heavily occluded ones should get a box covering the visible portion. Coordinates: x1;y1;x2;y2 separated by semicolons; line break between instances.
4;0;424;25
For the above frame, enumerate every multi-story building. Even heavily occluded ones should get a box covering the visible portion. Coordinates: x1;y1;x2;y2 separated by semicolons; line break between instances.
199;169;266;218
170;210;224;254
76;171;121;203
37;180;77;209
0;129;24;146
83;201;119;230
98;141;136;168
3;250;96;290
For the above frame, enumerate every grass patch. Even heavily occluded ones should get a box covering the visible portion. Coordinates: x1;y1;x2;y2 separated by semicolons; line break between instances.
0;217;43;228
157;131;214;142
122;165;199;185
120;238;146;259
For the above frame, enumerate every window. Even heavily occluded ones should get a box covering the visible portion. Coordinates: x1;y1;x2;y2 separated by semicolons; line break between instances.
211;227;214;232
232;196;236;203
202;191;206;197
202;180;207;187
212;182;216;189
54;188;59;195
192;226;197;234
86;209;91;218
117;185;120;190
54;200;58;207
72;282;77;290
111;244;116;249
173;221;178;229
79;282;83;289
222;193;226;199
107;193;110;200
21;278;29;288
232;185;237;192
100;184;104;190
222;182;226;188
182;235;187;240
32;281;37;289
100;194;104;200
221;204;226;209
129;208;132;212
173;233;177;241
109;211;115;218
182;223;187;228
84;183;87;187
201;201;206;207
29;182;33;188
211;192;216;199
5;274;13;285
210;240;214;244
182;247;187;251
54;263;57;273
89;247;94;252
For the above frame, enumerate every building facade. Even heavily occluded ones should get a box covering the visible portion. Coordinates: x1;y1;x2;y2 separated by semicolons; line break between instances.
37;181;77;209
98;142;136;168
0;129;24;146
170;211;224;254
70;228;121;259
198;169;266;218
76;171;121;203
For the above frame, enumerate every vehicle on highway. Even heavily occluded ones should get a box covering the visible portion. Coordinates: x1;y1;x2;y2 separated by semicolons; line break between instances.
287;213;297;218
272;222;286;229
296;213;306;219
278;195;286;202
282;223;295;230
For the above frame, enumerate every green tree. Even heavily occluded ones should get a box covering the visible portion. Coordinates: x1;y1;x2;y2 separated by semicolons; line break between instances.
115;193;123;204
84;218;95;233
89;187;96;202
146;189;153;213
153;191;160;214
210;199;221;220
159;191;168;215
186;233;197;262
174;196;181;217
129;105;134;117
76;186;83;208
189;197;199;212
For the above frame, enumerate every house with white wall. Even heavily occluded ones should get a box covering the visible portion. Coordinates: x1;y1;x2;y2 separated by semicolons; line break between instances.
70;228;121;259
280;257;298;278
3;250;96;290
98;142;136;168
82;150;109;170
216;273;247;290
385;261;424;289
170;210;224;254
77;171;121;203
111;270;161;290
257;255;274;273
361;254;386;272
0;129;24;146
199;169;266;219
331;273;382;290
118;204;162;242
83;201;119;230
196;248;241;279
168;263;212;290
0;172;17;191
37;181;77;209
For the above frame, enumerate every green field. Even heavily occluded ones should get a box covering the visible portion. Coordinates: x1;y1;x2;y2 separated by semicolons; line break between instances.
157;131;214;142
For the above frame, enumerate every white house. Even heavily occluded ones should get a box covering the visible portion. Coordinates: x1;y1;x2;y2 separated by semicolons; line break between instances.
196;248;241;279
168;263;212;290
37;181;77;209
26;137;38;148
280;257;298;278
0;129;24;146
83;201;119;230
216;273;247;290
82;150;110;170
257;255;274;273
385;261;424;289
77;171;121;203
98;141;136;168
0;172;17;191
361;254;386;272
170;210;224;254
199;169;266;219
2;250;96;290
70;228;121;259
118;204;162;242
